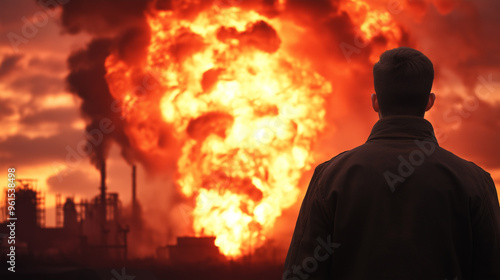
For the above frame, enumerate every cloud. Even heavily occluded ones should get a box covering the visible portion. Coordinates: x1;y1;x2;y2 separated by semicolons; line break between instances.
0;128;84;166
66;38;134;167
9;74;64;97
0;0;41;28
20;107;80;128
0;98;16;120
434;98;500;170
59;0;150;35
28;56;66;73
0;54;23;78
46;168;99;197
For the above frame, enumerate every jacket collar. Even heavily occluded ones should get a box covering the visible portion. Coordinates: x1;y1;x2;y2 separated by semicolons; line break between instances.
367;115;438;144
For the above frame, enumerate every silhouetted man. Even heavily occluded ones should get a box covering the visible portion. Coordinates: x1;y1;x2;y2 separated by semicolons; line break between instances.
283;47;500;279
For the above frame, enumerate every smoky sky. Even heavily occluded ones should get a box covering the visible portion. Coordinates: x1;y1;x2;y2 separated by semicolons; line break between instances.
55;0;500;172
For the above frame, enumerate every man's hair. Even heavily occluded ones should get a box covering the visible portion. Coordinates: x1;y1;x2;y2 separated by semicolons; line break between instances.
373;47;434;116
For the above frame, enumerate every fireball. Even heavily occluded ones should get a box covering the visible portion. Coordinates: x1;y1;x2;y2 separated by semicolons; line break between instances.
104;1;400;257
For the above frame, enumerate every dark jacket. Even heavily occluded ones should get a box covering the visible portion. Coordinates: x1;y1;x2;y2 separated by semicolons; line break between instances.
283;116;500;280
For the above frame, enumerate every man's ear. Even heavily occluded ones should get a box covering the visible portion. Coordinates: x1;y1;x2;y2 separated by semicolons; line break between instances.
425;92;435;111
371;93;380;113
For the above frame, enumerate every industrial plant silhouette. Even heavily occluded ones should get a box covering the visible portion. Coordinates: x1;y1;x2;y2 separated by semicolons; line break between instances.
0;162;281;280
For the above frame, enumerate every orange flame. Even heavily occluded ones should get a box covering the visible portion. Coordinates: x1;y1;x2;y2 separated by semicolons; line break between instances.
341;0;402;62
104;1;401;257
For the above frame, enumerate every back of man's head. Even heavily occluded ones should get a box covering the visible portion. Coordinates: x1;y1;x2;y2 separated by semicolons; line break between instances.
373;47;434;117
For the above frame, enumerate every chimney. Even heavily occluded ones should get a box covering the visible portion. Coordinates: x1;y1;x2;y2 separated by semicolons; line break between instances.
132;165;137;212
100;160;107;221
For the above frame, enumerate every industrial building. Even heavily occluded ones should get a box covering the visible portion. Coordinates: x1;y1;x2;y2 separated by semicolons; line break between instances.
0;162;129;264
157;236;224;264
0;162;227;267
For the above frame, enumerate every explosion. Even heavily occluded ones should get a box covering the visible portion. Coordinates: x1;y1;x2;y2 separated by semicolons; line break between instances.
106;6;331;257
102;0;401;257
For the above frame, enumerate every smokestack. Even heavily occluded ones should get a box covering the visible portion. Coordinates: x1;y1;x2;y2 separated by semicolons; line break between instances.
100;160;107;221
132;165;137;212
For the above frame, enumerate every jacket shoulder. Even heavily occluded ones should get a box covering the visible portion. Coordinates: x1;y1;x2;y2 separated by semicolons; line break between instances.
436;146;492;177
315;150;351;172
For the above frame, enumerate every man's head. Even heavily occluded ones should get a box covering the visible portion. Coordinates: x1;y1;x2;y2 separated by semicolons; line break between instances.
372;47;435;117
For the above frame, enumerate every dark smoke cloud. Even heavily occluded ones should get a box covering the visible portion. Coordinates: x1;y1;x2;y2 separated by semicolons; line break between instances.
66;38;130;167
60;0;158;169
58;0;150;35
0;54;23;78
